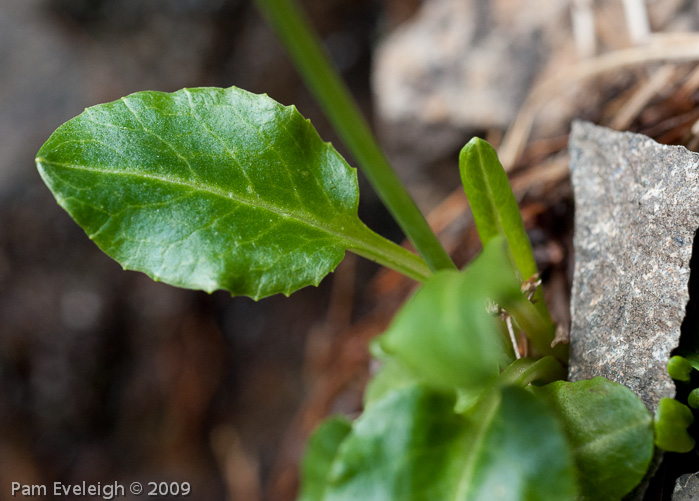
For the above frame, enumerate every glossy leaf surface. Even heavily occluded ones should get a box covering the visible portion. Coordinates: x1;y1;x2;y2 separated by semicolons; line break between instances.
299;416;352;501
532;378;654;500
325;384;576;501
36;87;428;299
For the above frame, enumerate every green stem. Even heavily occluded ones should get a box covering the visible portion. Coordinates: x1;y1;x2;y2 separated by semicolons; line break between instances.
254;0;456;273
348;224;432;283
496;357;567;388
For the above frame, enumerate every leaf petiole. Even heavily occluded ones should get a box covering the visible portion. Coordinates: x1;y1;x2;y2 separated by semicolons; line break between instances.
495;356;567;388
347;224;431;282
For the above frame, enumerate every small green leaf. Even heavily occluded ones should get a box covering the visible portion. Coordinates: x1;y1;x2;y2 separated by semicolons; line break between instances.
668;355;694;382
459;138;536;282
377;239;517;393
689;388;699;409
532;378;654;501
654;398;695;453
459;138;559;355
378;236;561;393
677;352;699;371
299;416;352;501
325;384;576;501
36;87;429;299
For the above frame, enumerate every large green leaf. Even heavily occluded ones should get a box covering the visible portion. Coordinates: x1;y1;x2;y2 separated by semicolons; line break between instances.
532;378;654;500
462;385;577;501
327;386;468;501
36;87;428;299
324;384;576;501
299;416;352;501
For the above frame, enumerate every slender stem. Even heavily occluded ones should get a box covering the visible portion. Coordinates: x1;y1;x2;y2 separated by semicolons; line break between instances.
254;0;456;273
347;224;432;283
496;356;567;388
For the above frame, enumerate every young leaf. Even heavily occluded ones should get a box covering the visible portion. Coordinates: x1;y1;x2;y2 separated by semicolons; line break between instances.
325;384;576;501
676;352;699;371
531;377;654;501
689;388;699;409
379;236;561;388
459;138;558;353
654;398;695;453
36;87;429;299
668;355;694;382
459;138;536;281
377;239;519;393
299;416;352;501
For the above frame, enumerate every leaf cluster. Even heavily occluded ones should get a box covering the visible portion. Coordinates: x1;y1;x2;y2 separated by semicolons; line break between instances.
36;87;687;499
299;140;654;500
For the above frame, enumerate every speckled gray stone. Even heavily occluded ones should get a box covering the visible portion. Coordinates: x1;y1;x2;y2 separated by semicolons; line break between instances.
674;472;699;500
568;121;699;413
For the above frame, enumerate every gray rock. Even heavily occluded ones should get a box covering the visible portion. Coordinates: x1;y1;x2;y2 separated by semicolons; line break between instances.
568;121;699;413
372;0;569;166
674;472;699;500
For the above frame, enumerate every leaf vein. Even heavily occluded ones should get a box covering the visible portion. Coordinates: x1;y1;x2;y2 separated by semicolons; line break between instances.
276;117;335;209
182;88;257;192
39;160;361;247
120;96;202;182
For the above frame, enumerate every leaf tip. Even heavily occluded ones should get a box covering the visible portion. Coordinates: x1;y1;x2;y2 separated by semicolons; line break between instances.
459;136;496;163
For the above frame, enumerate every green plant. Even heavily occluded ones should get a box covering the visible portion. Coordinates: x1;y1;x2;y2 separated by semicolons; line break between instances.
34;0;696;498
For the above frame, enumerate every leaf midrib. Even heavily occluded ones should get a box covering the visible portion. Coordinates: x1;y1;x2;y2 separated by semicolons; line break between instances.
453;395;501;500
36;158;365;246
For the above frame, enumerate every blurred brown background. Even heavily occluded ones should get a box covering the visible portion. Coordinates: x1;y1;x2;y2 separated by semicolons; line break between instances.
3;0;699;500
0;1;395;500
